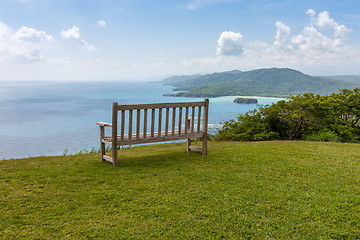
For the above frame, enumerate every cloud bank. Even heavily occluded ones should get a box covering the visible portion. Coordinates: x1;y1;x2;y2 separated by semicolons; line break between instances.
0;21;54;63
273;9;352;56
183;9;359;75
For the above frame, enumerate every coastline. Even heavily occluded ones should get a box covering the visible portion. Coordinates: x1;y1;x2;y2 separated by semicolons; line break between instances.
163;92;287;100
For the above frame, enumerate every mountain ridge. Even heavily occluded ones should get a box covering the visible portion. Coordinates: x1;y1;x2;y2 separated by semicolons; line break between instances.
162;68;360;98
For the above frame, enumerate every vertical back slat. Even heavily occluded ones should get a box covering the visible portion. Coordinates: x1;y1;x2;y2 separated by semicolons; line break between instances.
185;107;189;134
144;109;148;138
151;108;155;137
158;108;162;137
121;110;125;140
191;106;195;133
178;107;182;135
136;109;140;139
165;108;169;136
172;108;176;136
128;110;133;139
197;106;202;133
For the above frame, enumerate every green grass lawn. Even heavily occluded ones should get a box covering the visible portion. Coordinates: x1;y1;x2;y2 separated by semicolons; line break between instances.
1;141;360;239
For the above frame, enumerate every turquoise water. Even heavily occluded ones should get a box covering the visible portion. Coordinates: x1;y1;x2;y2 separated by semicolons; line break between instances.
0;81;281;159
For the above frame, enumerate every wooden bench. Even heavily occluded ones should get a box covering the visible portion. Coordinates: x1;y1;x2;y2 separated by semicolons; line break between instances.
96;99;209;166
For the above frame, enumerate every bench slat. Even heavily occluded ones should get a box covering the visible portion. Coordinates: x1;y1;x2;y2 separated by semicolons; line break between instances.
165;108;169;136
151;109;155;137
185;107;189;134
158;108;162;137
136;109;140;139
172;107;176;136
128;110;133;140
178;107;182;135
102;131;204;145
189;146;202;152
191;107;195;133
117;101;206;111
197;106;202;133
144;109;147;138
103;155;113;163
121;110;125;140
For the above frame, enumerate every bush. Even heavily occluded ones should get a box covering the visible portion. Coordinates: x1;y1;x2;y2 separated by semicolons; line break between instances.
304;131;340;142
215;88;360;143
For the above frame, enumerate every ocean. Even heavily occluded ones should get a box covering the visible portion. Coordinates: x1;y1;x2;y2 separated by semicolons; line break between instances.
0;81;281;160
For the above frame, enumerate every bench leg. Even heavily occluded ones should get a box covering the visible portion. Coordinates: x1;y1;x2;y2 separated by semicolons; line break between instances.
99;126;105;162
187;138;192;152
100;142;106;162
112;142;118;166
186;118;192;152
202;134;207;156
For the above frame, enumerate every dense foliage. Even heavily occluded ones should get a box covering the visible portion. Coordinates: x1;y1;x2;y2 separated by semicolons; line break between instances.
162;68;360;98
216;88;360;142
233;97;258;104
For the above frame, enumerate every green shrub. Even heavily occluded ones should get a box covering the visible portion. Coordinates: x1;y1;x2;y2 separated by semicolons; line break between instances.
215;88;360;143
253;131;280;141
304;131;340;142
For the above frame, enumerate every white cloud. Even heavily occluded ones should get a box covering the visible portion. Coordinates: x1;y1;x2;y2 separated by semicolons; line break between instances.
274;10;351;54
61;26;96;52
97;20;106;28
216;31;243;56
289;27;341;53
316;11;352;39
274;21;291;48
61;26;80;39
14;26;54;42
306;9;316;27
0;22;11;40
0;21;54;63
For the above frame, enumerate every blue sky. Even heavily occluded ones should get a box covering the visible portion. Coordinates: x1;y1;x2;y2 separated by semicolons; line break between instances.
1;0;360;81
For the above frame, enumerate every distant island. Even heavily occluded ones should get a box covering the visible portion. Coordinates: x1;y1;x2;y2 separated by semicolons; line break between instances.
233;98;258;104
161;68;360;98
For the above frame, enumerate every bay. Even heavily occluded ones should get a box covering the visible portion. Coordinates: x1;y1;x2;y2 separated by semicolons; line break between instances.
0;81;281;160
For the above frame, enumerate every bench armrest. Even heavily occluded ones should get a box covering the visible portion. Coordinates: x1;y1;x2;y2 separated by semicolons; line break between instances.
96;122;112;127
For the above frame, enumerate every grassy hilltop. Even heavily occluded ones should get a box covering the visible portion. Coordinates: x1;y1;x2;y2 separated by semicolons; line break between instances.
1;141;360;239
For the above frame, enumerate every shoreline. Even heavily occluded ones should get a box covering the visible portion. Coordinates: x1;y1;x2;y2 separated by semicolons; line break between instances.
164;92;287;100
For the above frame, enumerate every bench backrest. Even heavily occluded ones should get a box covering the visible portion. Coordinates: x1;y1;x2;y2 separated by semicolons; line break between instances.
111;99;209;141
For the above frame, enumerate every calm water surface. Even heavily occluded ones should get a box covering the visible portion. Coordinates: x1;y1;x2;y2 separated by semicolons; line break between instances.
0;81;281;159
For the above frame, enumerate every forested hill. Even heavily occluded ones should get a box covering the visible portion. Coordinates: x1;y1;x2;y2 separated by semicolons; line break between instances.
162;68;360;98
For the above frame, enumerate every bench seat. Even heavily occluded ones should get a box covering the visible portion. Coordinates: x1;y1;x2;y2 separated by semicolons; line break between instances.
102;131;205;145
